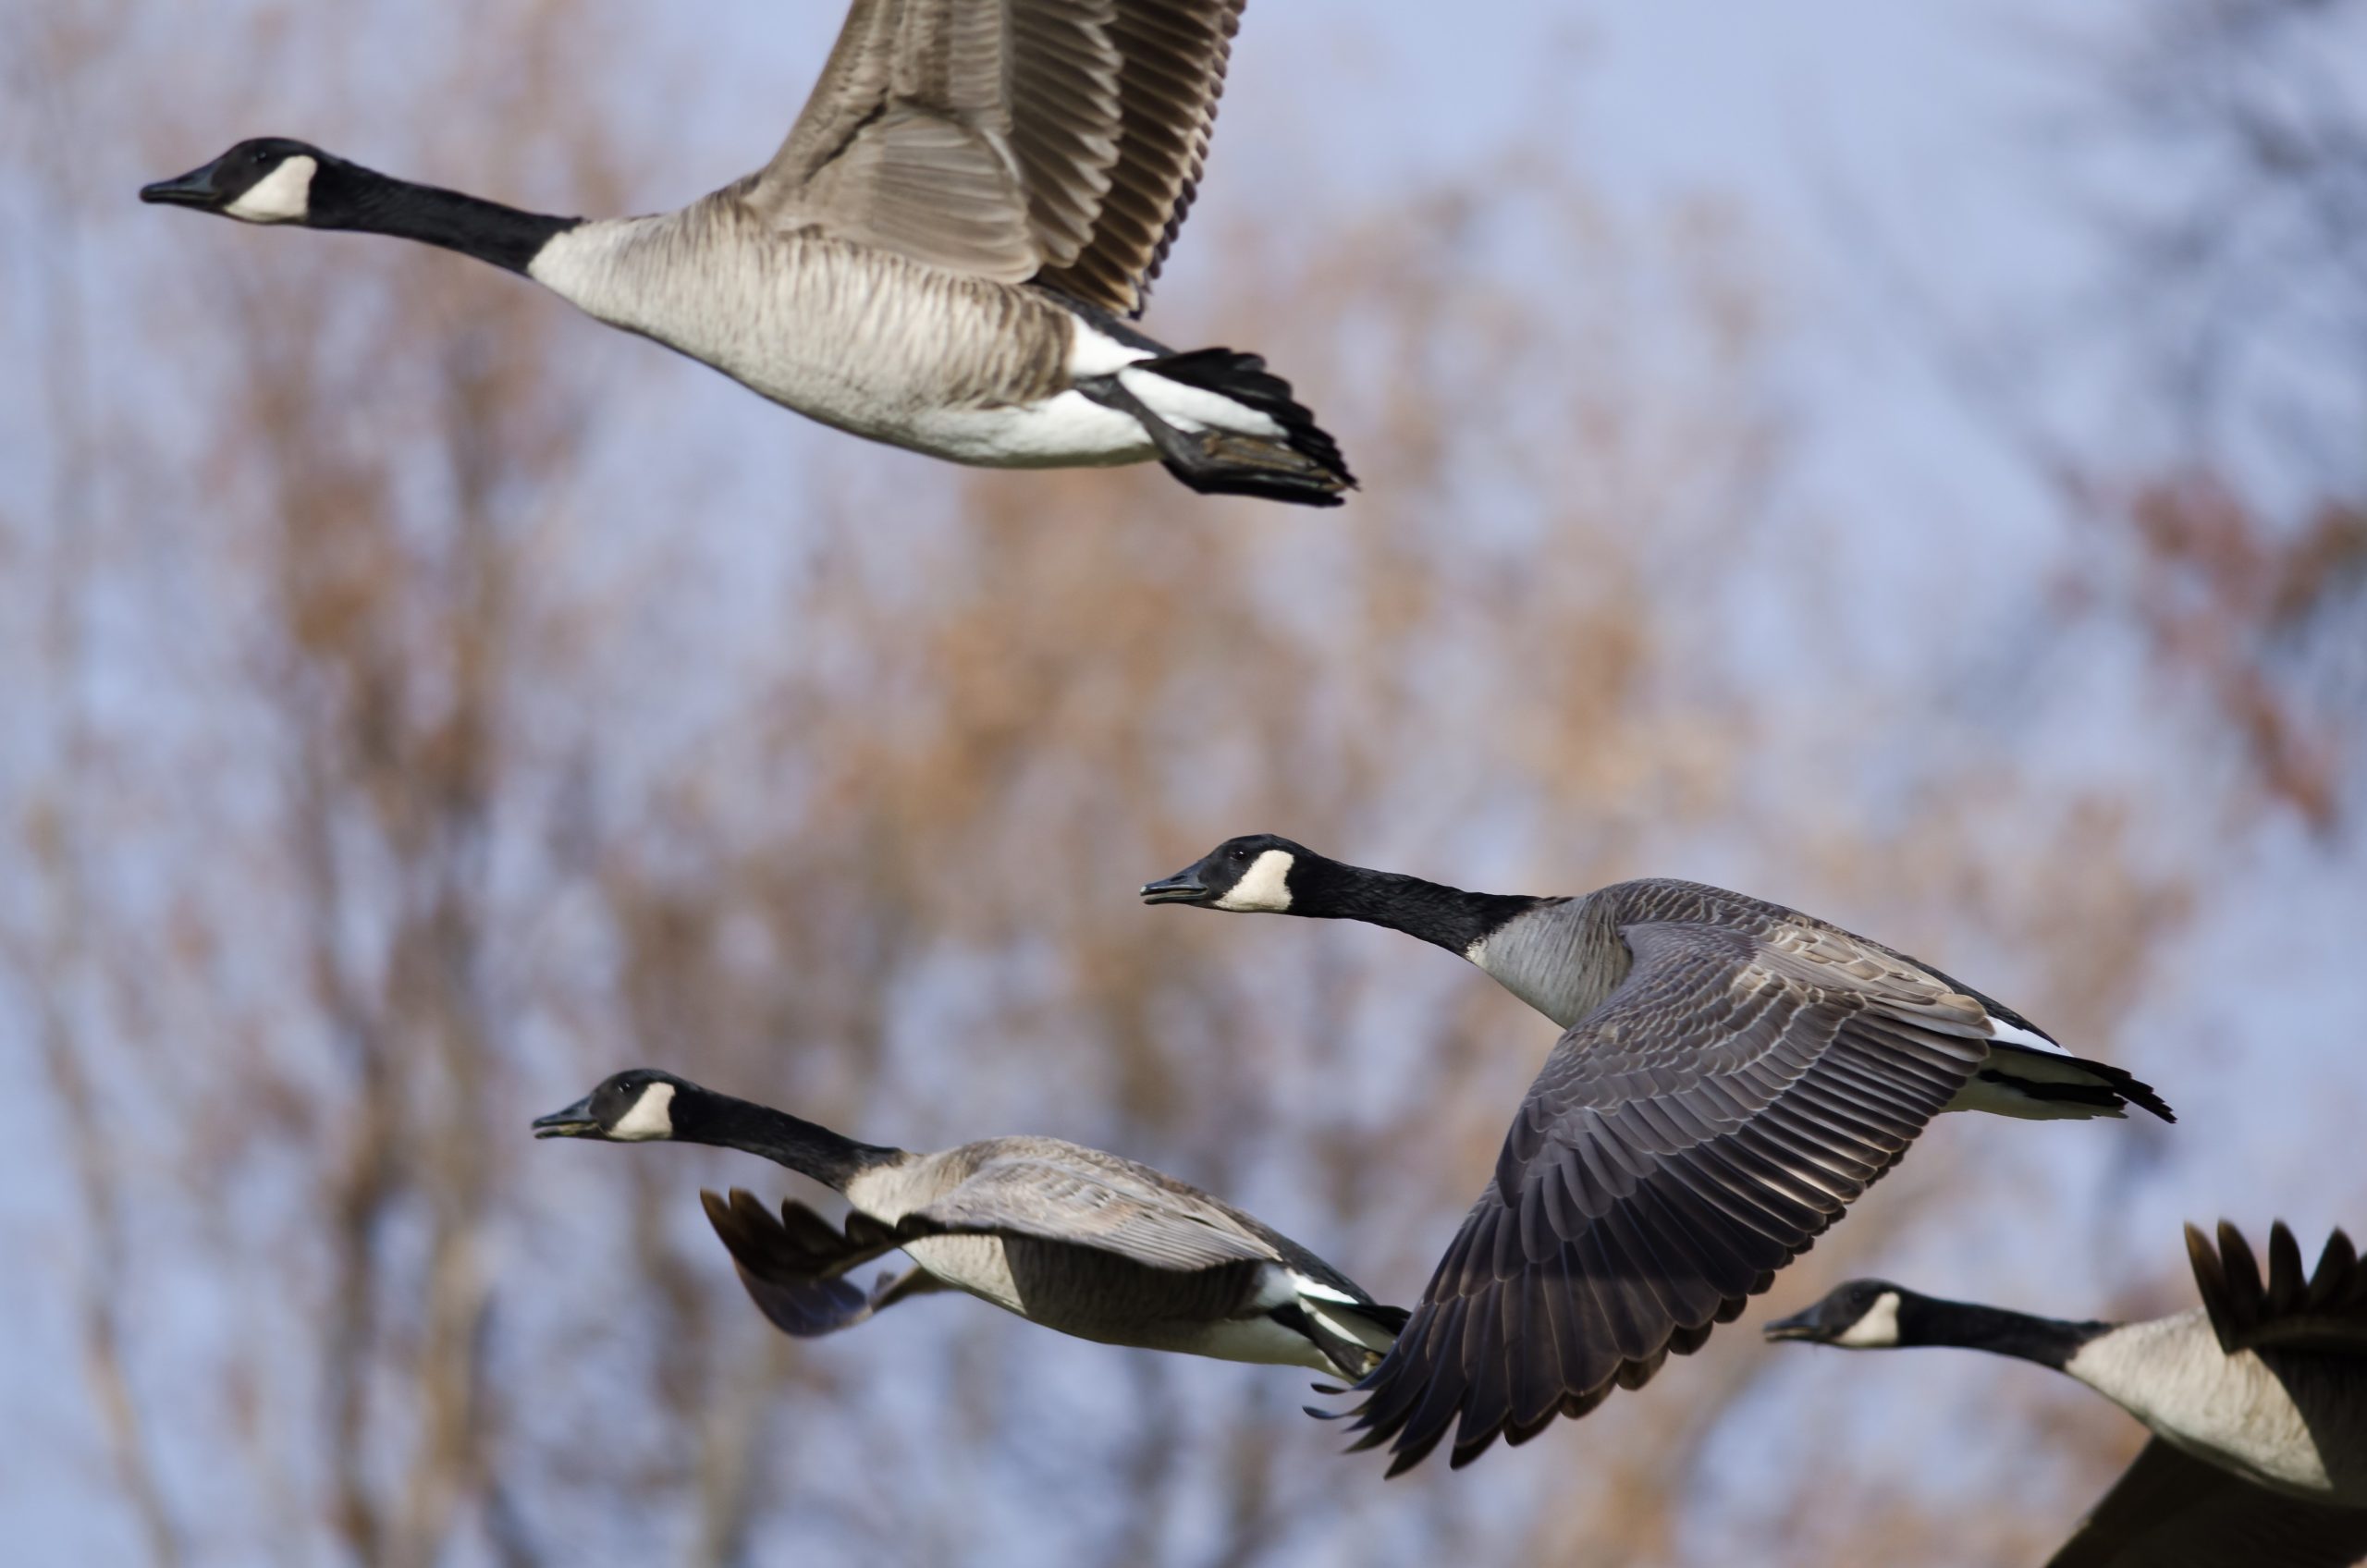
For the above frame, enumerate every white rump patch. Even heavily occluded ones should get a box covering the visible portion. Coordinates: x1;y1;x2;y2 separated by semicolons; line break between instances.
1292;1276;1361;1306
1835;1291;1903;1348
610;1081;677;1141
1066;321;1153;379
226;155;317;224
1215;850;1294;913
1118;365;1287;438
1986;1015;2068;1056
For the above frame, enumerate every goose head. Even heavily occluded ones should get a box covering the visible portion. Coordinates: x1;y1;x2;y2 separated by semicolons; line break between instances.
533;1070;695;1143
1142;833;1312;913
1764;1280;1915;1349
141;138;334;225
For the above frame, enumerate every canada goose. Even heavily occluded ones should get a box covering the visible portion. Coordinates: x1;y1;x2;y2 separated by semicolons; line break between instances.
1141;835;2176;1472
532;1069;1406;1377
139;3;1354;506
1767;1222;2367;1568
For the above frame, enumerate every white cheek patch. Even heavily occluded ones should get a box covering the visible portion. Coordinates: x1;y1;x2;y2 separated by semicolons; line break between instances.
225;155;317;224
610;1082;677;1141
1214;850;1294;913
1834;1292;1903;1348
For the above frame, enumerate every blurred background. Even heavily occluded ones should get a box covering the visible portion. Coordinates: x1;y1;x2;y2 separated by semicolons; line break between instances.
6;0;2365;1562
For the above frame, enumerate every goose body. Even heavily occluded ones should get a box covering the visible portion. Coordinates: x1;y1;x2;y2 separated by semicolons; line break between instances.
533;1071;1405;1378
140;1;1355;505
525;214;1199;468
1768;1223;2367;1566
1142;835;2175;1472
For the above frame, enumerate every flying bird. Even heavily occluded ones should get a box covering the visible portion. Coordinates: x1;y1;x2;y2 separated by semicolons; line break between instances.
141;1;1354;505
533;1069;1405;1377
1143;834;2174;1472
1769;1220;2367;1568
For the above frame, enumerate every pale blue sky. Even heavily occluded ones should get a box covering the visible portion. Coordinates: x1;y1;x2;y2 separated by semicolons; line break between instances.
6;0;2364;1561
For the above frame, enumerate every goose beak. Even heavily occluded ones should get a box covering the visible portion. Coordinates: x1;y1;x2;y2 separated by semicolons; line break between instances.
532;1094;602;1140
1761;1305;1827;1342
1140;865;1208;905
141;160;227;208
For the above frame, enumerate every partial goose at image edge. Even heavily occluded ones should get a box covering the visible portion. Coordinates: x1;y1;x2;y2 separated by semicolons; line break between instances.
1765;1219;2367;1568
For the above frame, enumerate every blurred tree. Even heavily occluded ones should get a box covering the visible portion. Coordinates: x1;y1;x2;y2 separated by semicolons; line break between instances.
2063;0;2367;831
0;1;2333;1566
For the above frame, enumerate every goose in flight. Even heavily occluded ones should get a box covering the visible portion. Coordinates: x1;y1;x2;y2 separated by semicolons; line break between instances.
141;2;1355;506
533;1070;1405;1376
1768;1221;2367;1567
1142;834;2174;1471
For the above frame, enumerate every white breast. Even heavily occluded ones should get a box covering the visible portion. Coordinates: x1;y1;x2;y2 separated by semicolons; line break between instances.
2067;1314;2354;1501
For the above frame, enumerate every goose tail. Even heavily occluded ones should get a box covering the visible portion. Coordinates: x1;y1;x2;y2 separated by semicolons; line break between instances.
1950;1043;2177;1123
1290;1292;1411;1380
1083;348;1357;506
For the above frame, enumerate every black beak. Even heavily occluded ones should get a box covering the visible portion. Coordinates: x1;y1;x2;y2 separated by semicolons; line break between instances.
140;160;227;208
532;1094;602;1140
1761;1305;1828;1342
1140;864;1209;905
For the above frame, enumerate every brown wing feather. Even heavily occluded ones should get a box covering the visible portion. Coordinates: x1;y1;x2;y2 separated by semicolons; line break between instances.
758;0;901;193
1032;0;1247;314
744;0;1111;282
745;0;1241;307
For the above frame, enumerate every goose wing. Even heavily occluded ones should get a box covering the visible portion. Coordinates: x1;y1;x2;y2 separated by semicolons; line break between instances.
897;1156;1282;1271
747;0;1244;312
702;1188;947;1337
1337;919;1993;1474
2050;1436;2367;1568
2189;1220;2367;1356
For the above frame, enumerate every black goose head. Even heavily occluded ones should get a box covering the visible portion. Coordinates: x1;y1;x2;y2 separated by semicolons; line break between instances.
1141;833;1314;913
141;137;339;225
1763;1280;1915;1348
533;1069;698;1144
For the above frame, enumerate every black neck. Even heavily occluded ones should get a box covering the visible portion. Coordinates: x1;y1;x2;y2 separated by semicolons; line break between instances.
1899;1294;2113;1371
669;1090;902;1193
310;160;578;276
1291;856;1545;955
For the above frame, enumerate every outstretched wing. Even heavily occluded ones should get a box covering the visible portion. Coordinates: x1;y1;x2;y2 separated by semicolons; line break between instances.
901;1157;1282;1272
1338;919;1992;1473
2050;1436;2367;1568
2189;1219;2367;1356
702;1188;943;1338
747;0;1245;313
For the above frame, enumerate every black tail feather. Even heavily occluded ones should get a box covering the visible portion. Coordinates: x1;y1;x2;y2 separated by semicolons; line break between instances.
1273;1297;1408;1380
2077;1057;2177;1122
1079;348;1356;507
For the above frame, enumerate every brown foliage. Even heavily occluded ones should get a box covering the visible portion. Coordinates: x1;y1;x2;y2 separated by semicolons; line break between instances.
1;2;2324;1566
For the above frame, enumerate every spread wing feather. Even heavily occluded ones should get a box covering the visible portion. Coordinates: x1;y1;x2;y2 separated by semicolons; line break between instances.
747;0;1242;311
701;1188;943;1338
1337;919;1991;1473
